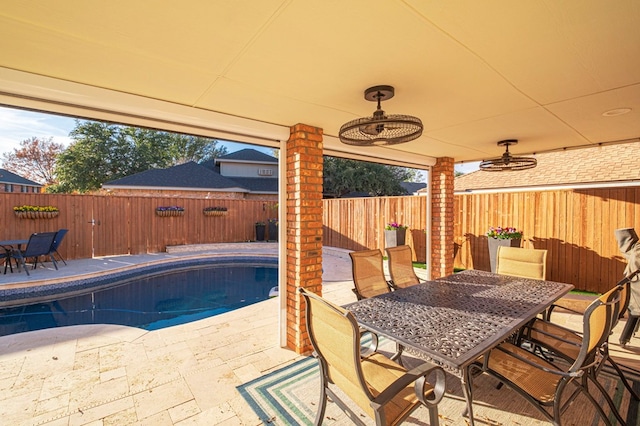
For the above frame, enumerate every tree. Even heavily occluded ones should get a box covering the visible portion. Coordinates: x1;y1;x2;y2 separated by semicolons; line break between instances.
322;157;412;198
53;120;228;193
1;137;64;185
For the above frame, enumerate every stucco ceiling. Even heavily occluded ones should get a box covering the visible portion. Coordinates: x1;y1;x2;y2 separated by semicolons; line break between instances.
0;1;638;167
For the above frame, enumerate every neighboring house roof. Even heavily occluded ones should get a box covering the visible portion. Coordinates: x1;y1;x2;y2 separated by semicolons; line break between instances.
401;182;426;194
103;161;247;192
0;169;42;187
216;148;278;164
455;142;640;192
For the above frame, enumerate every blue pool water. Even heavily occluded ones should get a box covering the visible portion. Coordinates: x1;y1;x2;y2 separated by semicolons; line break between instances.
0;261;278;337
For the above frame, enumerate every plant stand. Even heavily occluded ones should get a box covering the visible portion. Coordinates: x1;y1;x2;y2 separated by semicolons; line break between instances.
487;238;521;273
385;229;406;248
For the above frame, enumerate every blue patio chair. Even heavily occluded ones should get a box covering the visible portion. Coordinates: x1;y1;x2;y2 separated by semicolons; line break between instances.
8;232;58;276
49;229;68;265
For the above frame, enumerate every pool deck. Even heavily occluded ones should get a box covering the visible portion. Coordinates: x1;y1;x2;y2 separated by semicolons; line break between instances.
1;243;639;425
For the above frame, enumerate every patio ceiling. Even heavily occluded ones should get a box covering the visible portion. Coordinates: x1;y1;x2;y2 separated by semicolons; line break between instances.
0;1;638;167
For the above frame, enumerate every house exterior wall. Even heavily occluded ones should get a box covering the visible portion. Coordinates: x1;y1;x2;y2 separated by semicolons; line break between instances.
220;162;278;178
0;184;41;193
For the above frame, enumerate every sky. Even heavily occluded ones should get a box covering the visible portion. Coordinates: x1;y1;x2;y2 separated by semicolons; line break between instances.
0;106;478;173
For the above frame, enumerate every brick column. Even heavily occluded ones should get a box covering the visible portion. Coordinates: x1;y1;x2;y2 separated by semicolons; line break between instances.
285;124;323;354
431;157;454;278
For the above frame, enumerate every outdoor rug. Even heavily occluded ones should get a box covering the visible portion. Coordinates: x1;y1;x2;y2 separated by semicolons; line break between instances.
237;353;640;425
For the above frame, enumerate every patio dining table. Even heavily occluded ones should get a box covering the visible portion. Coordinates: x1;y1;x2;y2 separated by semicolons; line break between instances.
344;269;574;425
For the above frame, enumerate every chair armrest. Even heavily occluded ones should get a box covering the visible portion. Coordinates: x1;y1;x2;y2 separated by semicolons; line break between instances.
371;362;446;408
359;330;379;357
489;343;581;379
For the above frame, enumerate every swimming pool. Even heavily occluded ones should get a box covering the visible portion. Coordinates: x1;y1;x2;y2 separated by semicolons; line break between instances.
0;257;278;337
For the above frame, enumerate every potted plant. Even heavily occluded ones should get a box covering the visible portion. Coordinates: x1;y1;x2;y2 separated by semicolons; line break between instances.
384;221;408;248
13;205;59;219
203;206;228;217
254;221;266;241
155;206;185;217
267;218;278;242
486;226;523;273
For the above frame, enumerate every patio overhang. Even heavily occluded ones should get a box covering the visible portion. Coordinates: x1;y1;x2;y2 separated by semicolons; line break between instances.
1;1;637;161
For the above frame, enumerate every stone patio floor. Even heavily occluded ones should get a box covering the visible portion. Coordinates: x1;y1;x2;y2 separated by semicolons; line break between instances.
0;243;639;425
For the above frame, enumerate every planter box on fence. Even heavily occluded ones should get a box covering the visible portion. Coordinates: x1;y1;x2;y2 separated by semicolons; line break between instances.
156;210;185;217
203;210;227;217
14;211;59;219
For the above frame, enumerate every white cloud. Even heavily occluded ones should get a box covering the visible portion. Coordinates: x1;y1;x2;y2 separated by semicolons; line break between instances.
0;107;75;155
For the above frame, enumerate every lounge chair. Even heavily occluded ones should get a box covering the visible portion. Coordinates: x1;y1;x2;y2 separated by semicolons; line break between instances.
8;232;58;276
386;245;424;288
299;287;445;426
49;229;68;265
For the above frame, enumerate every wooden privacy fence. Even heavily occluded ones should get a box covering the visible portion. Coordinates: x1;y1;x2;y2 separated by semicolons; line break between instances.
1;193;277;260
323;196;428;262
323;187;640;294
3;187;638;294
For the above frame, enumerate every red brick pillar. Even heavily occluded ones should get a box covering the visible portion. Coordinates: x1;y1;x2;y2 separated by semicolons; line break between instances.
431;157;454;278
286;124;324;354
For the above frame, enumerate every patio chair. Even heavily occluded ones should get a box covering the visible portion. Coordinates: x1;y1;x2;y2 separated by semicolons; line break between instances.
349;249;394;299
8;232;58;276
472;285;622;426
299;287;445;426
518;274;640;423
385;245;424;289
495;246;547;280
49;229;68;265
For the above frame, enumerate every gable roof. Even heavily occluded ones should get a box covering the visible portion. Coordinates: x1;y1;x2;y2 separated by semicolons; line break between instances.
103;161;247;192
216;148;278;164
401;182;426;194
0;169;42;187
455;142;640;193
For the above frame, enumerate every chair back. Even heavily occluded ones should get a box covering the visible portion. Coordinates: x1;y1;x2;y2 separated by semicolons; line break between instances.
51;229;68;251
22;232;57;257
349;249;391;299
299;288;375;416
571;285;621;372
496;246;547;280
386;245;421;288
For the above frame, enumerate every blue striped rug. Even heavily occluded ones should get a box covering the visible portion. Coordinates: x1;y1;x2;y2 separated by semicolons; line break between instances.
237;356;640;425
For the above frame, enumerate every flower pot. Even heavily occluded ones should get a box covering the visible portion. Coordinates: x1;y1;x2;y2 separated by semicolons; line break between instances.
487;238;522;273
267;222;278;241
255;224;266;241
385;229;406;248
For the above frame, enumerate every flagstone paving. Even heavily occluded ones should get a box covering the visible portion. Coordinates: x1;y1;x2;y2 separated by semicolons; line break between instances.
0;243;638;425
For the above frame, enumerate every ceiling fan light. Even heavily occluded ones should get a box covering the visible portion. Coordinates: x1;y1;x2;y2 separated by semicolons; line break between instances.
339;85;423;146
479;139;537;172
